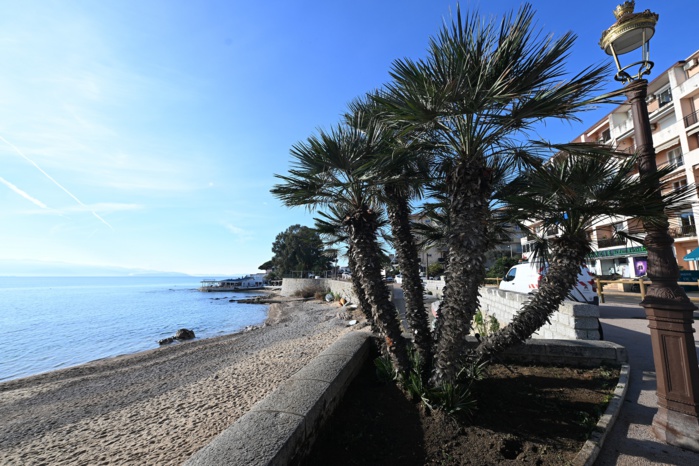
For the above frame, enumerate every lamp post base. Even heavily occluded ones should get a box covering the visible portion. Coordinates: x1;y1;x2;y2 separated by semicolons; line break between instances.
644;302;699;453
652;406;699;452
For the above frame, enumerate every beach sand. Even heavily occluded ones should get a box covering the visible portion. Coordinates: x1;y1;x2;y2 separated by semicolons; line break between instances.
0;297;363;465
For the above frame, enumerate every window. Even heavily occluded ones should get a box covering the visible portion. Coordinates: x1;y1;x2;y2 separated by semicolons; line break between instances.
680;212;695;226
657;87;672;108
667;147;684;168
673;179;688;191
600;129;611;143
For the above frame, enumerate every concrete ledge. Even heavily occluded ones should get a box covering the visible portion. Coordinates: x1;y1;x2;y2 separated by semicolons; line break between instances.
498;339;628;367
184;329;372;466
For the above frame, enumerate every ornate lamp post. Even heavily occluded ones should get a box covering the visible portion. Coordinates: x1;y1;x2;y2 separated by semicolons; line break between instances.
601;1;699;451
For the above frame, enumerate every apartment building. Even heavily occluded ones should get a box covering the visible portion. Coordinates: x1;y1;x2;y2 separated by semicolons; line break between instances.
521;49;699;278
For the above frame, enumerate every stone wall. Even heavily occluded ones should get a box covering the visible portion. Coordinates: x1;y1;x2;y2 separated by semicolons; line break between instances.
424;279;600;340
280;278;359;303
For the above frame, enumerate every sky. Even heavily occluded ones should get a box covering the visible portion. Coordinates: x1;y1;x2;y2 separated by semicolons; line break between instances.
0;1;696;276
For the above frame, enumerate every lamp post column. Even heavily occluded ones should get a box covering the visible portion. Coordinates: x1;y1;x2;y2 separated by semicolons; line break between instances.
627;81;699;451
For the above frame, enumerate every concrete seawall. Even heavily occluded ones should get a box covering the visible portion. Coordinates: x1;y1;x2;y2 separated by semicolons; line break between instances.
280;278;358;303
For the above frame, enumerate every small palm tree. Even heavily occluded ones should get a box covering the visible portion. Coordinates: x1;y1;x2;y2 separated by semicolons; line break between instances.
376;4;624;383
271;116;411;375
468;146;690;364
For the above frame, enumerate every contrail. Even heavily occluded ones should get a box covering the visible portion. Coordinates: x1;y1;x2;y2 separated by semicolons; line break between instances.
0;176;48;209
0;135;113;229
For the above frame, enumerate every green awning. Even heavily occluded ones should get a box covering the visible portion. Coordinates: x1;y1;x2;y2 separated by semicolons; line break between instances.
683;248;699;261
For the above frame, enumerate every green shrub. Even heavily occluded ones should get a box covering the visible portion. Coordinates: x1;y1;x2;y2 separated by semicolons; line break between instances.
474;309;500;337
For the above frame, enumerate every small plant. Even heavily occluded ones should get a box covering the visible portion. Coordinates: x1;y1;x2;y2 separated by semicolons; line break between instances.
428;380;477;417
473;309;500;337
576;410;598;432
374;354;398;383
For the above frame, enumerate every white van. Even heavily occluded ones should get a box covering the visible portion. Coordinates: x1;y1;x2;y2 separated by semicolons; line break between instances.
499;262;598;305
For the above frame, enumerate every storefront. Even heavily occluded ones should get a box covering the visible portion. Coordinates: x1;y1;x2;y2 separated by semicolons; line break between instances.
587;246;648;278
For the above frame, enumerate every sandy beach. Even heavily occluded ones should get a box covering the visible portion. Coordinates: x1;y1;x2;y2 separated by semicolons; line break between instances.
0;297;362;465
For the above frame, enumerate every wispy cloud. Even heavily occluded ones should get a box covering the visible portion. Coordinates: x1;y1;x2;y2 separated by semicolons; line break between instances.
224;223;254;240
0;134;113;229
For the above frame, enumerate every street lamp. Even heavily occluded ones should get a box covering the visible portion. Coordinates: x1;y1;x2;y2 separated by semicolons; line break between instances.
601;1;699;451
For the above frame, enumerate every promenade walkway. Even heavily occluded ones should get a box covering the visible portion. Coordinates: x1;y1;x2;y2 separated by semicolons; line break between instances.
596;302;699;465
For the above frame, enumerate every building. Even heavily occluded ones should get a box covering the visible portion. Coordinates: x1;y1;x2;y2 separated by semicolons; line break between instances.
520;49;699;278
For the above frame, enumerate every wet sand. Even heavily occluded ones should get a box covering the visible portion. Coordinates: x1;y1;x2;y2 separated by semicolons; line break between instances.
0;298;362;465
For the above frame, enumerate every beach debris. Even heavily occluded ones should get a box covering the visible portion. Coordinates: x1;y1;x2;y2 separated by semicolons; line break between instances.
339;298;347;306
243;325;259;332
348;320;357;326
158;328;196;345
325;293;333;302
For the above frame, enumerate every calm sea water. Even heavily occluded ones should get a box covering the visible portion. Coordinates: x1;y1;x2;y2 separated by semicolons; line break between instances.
0;276;269;382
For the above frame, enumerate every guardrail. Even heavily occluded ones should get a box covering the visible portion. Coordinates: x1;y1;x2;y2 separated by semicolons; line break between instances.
484;277;502;287
594;278;699;303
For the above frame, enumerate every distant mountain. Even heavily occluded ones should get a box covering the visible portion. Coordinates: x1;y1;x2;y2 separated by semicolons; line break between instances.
0;260;191;277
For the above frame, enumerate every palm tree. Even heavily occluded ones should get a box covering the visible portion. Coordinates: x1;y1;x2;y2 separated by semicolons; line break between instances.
468;147;691;365
271;117;411;375
314;208;376;329
376;4;624;383
346;95;435;381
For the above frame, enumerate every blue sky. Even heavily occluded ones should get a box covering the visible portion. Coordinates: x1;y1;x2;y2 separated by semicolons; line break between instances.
0;1;695;276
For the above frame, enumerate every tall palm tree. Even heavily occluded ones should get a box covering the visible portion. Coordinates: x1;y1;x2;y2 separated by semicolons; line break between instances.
376;4;624;383
468;147;691;365
271;117;411;375
314;208;376;329
346;95;435;381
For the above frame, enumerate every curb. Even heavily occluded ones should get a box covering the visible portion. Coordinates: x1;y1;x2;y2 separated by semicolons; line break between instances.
572;363;631;466
184;329;372;466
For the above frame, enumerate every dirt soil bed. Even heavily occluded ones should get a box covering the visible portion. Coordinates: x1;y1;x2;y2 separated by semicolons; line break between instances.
305;354;619;465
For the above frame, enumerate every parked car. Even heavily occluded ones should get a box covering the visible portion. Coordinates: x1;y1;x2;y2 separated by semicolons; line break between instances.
385;276;394;283
499;262;598;305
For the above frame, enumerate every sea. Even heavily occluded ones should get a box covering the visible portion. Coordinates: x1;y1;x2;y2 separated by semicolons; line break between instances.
0;276;269;383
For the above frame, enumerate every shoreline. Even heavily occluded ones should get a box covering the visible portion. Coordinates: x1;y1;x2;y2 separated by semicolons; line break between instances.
0;289;281;385
0;298;366;465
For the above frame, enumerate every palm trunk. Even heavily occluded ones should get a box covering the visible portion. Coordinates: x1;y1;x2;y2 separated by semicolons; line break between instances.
347;245;377;331
345;206;410;376
385;187;433;381
432;161;492;384
468;233;589;365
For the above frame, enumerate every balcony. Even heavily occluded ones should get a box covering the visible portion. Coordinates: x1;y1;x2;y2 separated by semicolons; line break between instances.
597;237;627;248
670;224;697;238
685;109;699;128
652;121;681;148
678;71;699;97
611;118;634;139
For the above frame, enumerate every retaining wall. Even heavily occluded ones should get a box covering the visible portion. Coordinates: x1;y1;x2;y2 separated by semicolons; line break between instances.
280;278;358;303
424;279;600;340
